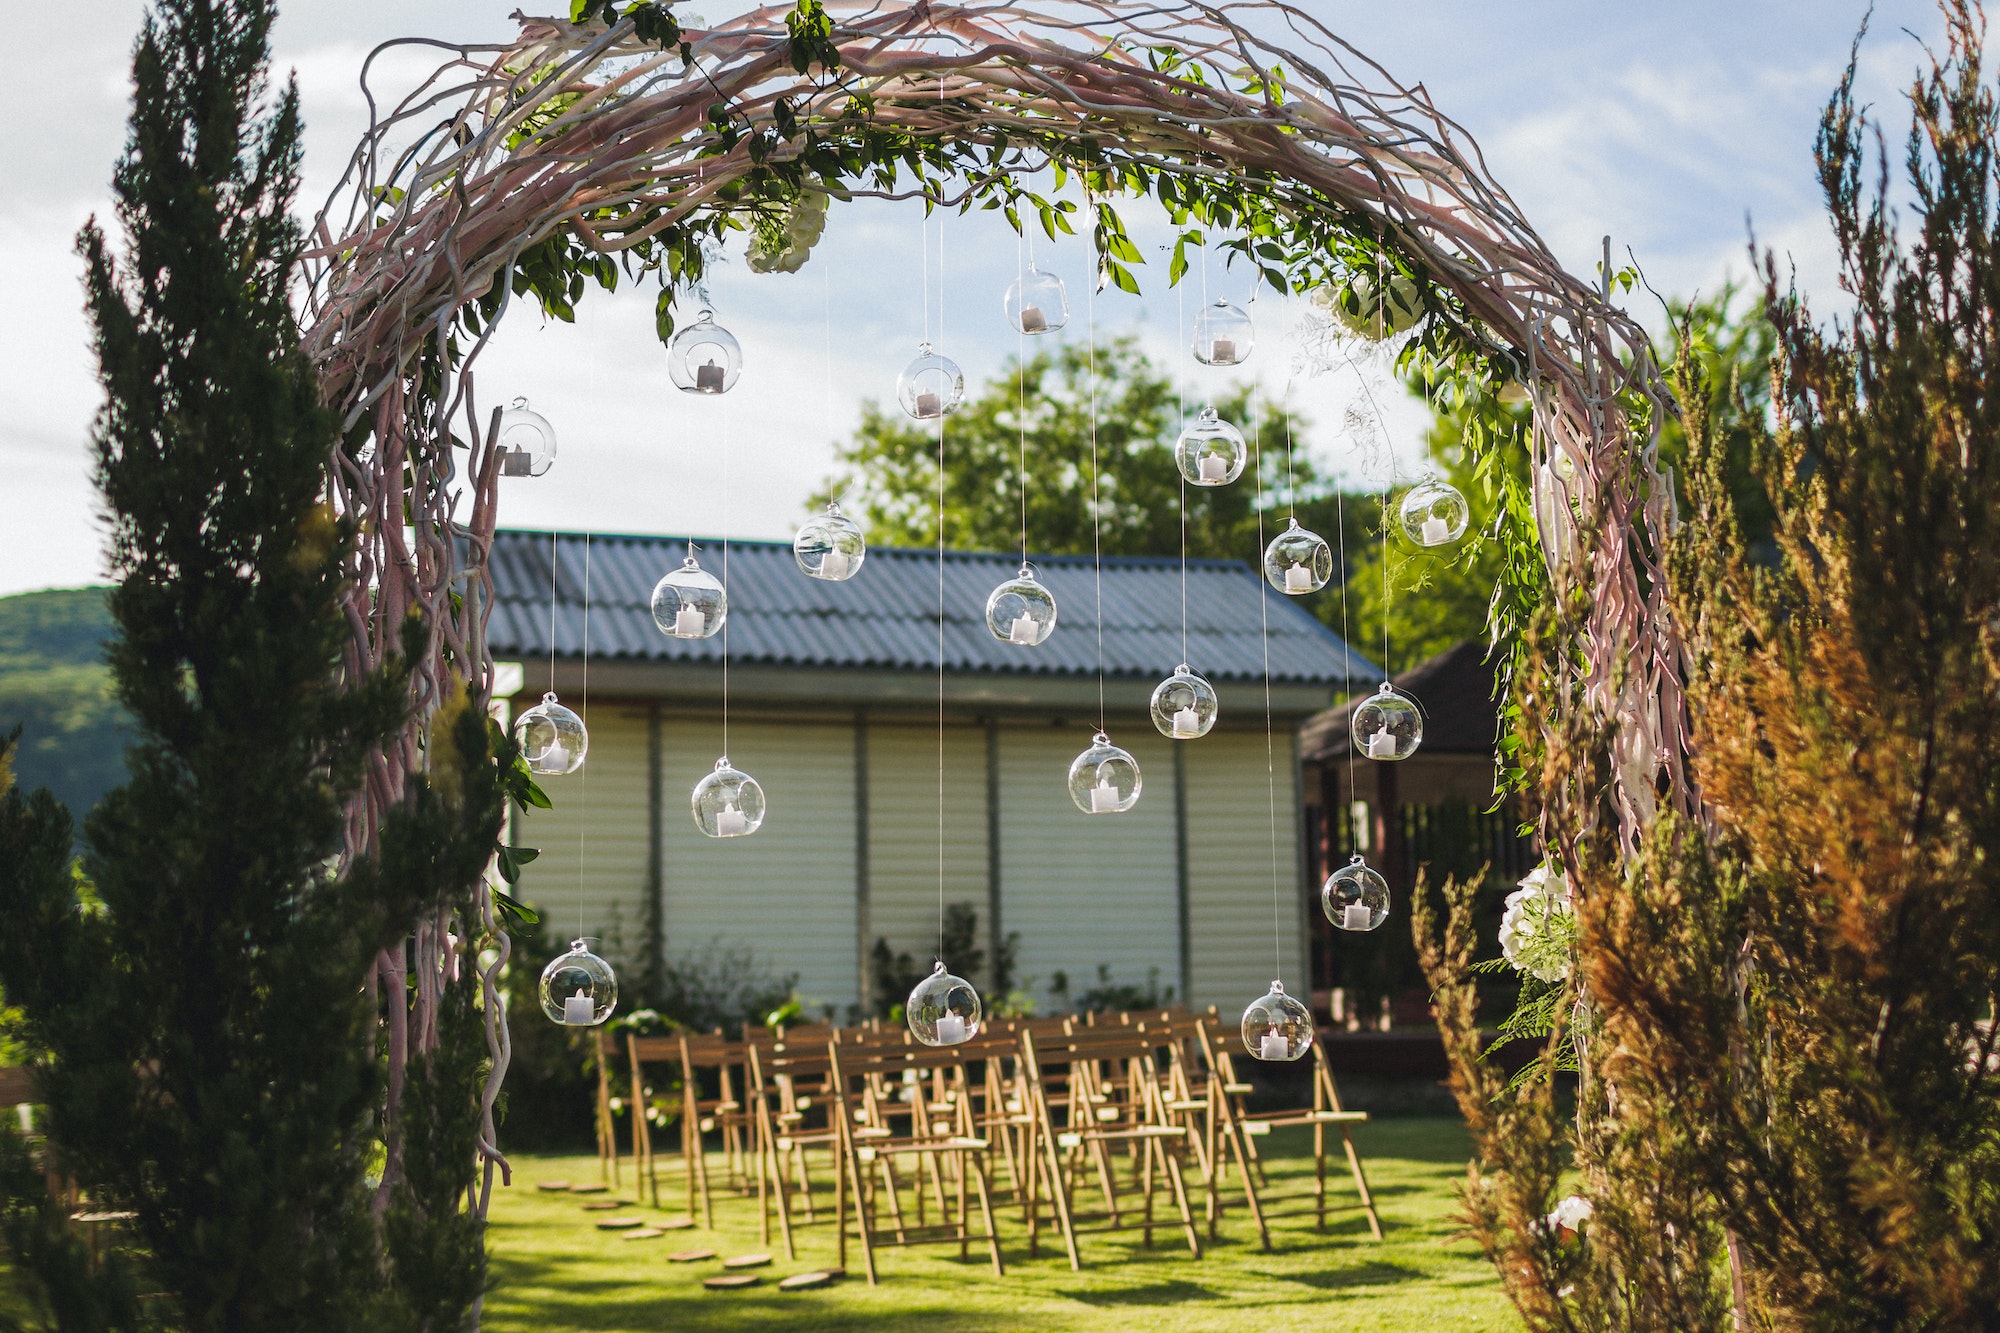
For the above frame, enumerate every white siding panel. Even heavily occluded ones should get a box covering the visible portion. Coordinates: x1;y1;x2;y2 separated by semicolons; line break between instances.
997;724;1180;1009
1182;729;1305;1012
659;717;858;1015
513;705;651;961
864;722;991;987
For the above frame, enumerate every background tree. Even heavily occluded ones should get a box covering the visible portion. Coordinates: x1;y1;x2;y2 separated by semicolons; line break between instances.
0;1;502;1328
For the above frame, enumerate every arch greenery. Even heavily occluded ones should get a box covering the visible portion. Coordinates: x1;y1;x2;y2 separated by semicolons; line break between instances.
303;0;1687;1226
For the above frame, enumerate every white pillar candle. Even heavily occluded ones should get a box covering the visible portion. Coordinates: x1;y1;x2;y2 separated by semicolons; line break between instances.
540;742;569;772
673;603;705;637
1342;901;1373;931
1259;1030;1289;1060
715;804;748;837
501;449;533;477
1198;453;1228;482
1009;613;1040;645
563;990;594;1025
1368;731;1397;759
935;1012;968;1044
696;360;725;393
1172;707;1201;737
818;547;850;579
916;390;941;418
1284;564;1313;593
1019;305;1046;333
1211;337;1236;363
1090;778;1121;812
15;1104;31;1134
1422;515;1450;546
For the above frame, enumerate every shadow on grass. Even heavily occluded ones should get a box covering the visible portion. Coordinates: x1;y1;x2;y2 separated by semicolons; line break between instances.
1055;1279;1223;1307
1277;1260;1427;1290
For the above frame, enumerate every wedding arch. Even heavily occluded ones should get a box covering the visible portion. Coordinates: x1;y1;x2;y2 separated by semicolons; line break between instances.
302;0;1687;1196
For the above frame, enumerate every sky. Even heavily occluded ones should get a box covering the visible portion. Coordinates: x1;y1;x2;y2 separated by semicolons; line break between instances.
0;0;1950;597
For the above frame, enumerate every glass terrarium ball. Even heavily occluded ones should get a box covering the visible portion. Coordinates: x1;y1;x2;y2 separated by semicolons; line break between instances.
1150;665;1219;740
1174;407;1248;487
1068;732;1142;814
692;755;765;838
1352;682;1424;761
907;961;983;1047
495;397;557;477
794;503;866;581
897;343;966;420
1003;265;1068;335
1323;854;1391;932
539;939;617;1026
513;691;588;775
1263;518;1333;595
667;310;744;395
1240;980;1312;1061
1192;299;1254;366
651;556;727;640
1399;476;1470;548
985;567;1057;646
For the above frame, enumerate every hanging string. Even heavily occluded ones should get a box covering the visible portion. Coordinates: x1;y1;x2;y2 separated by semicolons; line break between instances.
1254;392;1283;983
546;528;559;694
722;394;732;760
935;74;948;961
1088;239;1105;734
1177;277;1188;666
577;530;592;944
1337;459;1360;846
1017;233;1030;568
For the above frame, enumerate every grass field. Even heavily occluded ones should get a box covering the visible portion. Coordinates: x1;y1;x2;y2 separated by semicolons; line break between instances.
484;1116;1518;1333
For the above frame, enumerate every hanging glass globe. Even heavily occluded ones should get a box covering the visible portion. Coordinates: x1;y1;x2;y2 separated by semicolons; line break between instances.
651;554;726;639
1150;665;1219;740
1240;980;1312;1061
794;502;866;581
897;343;966;420
1173;407;1248;487
906;961;982;1046
1399;475;1470;548
985;566;1057;646
1191;298;1254;366
692;756;765;838
495;397;557;477
1003;265;1068;335
539;939;618;1026
1324;270;1424;339
667;309;744;395
1068;732;1141;814
1352;682;1424;761
1263;518;1333;595
1323;854;1391;932
513;691;588;776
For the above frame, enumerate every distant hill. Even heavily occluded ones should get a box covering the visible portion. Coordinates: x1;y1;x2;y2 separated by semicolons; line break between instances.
0;586;129;831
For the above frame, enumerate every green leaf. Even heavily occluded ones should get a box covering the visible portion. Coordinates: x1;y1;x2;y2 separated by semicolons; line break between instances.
492;887;541;926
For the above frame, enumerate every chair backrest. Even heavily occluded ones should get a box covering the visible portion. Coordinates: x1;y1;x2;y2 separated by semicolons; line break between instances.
0;1067;36;1109
627;1034;681;1062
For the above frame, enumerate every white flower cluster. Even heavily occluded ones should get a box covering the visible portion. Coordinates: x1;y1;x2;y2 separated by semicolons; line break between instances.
1545;1194;1593;1234
1499;863;1574;984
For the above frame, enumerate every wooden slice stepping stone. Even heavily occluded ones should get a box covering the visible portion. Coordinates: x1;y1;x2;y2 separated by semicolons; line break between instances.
658;1215;697;1230
666;1248;716;1263
568;1183;609;1194
596;1217;645;1231
778;1271;838;1291
703;1274;761;1290
722;1253;773;1270
580;1200;629;1211
621;1228;667;1241
535;1181;572;1193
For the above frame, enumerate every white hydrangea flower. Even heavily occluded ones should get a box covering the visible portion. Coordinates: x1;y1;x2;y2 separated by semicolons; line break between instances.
1499;863;1574;983
1546;1194;1593;1233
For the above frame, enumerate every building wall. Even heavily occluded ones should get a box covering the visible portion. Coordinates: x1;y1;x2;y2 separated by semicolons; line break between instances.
514;700;1304;1024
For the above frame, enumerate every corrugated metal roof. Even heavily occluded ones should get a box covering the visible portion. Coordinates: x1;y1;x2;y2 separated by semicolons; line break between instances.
486;529;1378;686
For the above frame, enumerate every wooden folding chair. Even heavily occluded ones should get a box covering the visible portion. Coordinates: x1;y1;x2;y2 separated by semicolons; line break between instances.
1018;1024;1203;1269
592;1029;620;1188
824;1038;1005;1283
1194;1015;1383;1244
743;1036;848;1257
670;1032;758;1226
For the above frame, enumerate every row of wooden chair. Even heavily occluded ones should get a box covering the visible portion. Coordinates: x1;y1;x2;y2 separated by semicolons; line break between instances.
595;1007;1382;1283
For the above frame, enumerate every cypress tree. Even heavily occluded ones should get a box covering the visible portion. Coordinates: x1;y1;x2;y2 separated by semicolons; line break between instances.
0;0;503;1327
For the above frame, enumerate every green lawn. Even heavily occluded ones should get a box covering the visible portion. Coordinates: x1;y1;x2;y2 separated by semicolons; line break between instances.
485;1117;1517;1332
